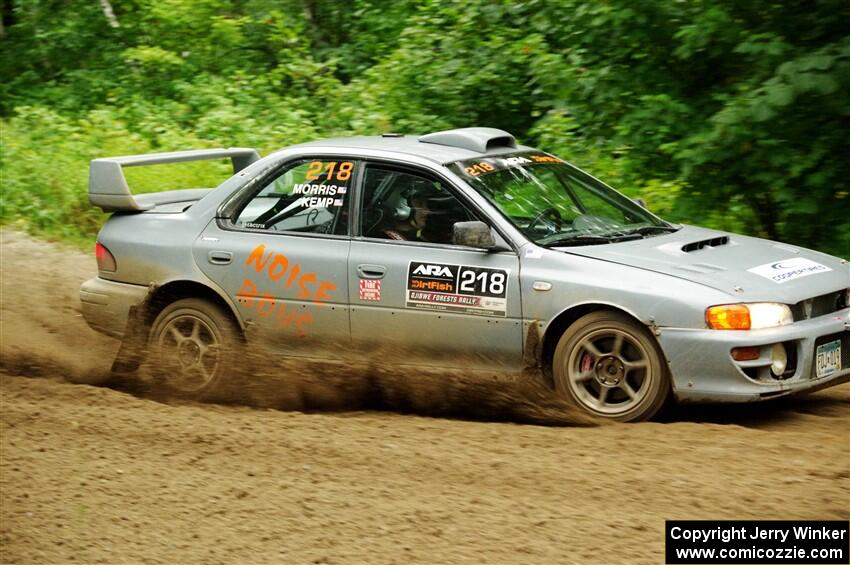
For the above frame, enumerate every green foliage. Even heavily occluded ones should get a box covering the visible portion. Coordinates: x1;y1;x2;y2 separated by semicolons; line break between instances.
1;0;848;256
0;106;235;242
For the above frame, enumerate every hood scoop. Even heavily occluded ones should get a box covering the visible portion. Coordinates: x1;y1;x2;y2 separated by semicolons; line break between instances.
419;127;516;153
681;236;729;253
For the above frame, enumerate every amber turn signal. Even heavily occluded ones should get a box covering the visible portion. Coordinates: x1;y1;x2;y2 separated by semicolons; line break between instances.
706;304;751;330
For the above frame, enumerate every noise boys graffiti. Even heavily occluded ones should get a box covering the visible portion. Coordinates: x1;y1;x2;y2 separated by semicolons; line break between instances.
236;244;337;335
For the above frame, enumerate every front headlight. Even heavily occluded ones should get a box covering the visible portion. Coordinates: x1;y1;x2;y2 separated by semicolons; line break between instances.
706;303;793;330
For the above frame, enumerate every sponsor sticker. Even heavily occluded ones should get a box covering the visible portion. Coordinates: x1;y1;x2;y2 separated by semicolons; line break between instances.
359;279;382;301
459;153;564;178
406;261;508;317
747;258;831;284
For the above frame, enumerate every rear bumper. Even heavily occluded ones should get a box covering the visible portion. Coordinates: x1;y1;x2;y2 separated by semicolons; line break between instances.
80;277;150;339
659;308;850;402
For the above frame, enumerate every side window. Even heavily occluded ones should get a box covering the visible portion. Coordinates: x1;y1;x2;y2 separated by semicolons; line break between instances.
233;159;356;235
359;167;474;245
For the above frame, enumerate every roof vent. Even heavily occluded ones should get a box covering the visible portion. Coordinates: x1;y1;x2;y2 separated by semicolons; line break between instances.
681;236;729;253
419;127;516;153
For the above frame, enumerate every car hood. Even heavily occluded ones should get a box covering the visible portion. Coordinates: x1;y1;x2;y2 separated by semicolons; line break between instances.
555;225;850;303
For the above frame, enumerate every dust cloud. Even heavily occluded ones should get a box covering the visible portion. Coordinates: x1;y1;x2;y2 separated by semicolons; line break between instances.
0;229;595;426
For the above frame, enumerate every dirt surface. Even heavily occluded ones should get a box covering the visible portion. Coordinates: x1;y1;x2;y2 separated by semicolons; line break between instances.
1;229;848;564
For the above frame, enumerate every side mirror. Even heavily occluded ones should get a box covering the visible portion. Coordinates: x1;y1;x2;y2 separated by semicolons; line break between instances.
452;221;497;249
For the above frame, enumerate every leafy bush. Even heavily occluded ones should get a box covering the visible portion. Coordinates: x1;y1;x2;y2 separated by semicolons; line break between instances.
1;0;847;256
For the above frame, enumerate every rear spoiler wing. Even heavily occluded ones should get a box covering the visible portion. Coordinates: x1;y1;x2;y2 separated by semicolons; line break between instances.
89;148;261;212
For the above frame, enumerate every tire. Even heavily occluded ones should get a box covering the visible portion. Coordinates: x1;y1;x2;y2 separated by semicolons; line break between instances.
147;298;241;398
552;311;670;422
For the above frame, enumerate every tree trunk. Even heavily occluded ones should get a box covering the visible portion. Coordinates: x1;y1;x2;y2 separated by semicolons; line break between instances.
752;191;780;242
99;0;120;28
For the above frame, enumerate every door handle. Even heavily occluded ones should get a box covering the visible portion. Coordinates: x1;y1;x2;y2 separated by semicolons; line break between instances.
357;264;386;279
208;250;233;265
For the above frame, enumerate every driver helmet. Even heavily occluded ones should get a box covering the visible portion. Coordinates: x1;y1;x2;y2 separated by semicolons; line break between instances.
389;177;439;221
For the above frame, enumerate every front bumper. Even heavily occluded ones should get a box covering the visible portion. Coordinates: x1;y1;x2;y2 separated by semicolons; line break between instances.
80;277;150;339
659;307;850;402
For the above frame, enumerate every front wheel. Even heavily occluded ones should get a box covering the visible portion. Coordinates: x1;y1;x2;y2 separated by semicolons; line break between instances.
553;311;670;422
148;298;241;398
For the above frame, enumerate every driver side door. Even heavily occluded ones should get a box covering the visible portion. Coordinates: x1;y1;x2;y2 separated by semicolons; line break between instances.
347;163;524;372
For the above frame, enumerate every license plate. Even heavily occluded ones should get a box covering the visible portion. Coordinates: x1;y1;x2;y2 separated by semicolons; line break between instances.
816;339;841;378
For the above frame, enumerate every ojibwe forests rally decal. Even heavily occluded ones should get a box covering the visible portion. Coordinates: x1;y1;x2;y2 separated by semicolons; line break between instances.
406;261;509;317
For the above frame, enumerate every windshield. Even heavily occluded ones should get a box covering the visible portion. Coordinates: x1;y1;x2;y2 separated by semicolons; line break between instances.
449;152;676;246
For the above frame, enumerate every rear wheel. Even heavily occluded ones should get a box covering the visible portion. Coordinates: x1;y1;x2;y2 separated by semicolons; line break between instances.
148;298;240;398
553;311;670;422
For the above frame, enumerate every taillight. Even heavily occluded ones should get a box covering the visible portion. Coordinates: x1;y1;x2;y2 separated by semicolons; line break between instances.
95;242;117;272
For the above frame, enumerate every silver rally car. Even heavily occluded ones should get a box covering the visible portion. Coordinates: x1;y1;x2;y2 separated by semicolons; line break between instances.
81;127;850;421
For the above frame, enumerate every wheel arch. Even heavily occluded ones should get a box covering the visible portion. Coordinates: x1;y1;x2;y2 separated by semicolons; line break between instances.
144;280;244;336
540;302;652;375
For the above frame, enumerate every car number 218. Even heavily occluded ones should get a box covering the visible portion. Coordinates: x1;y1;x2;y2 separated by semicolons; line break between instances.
458;267;507;298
